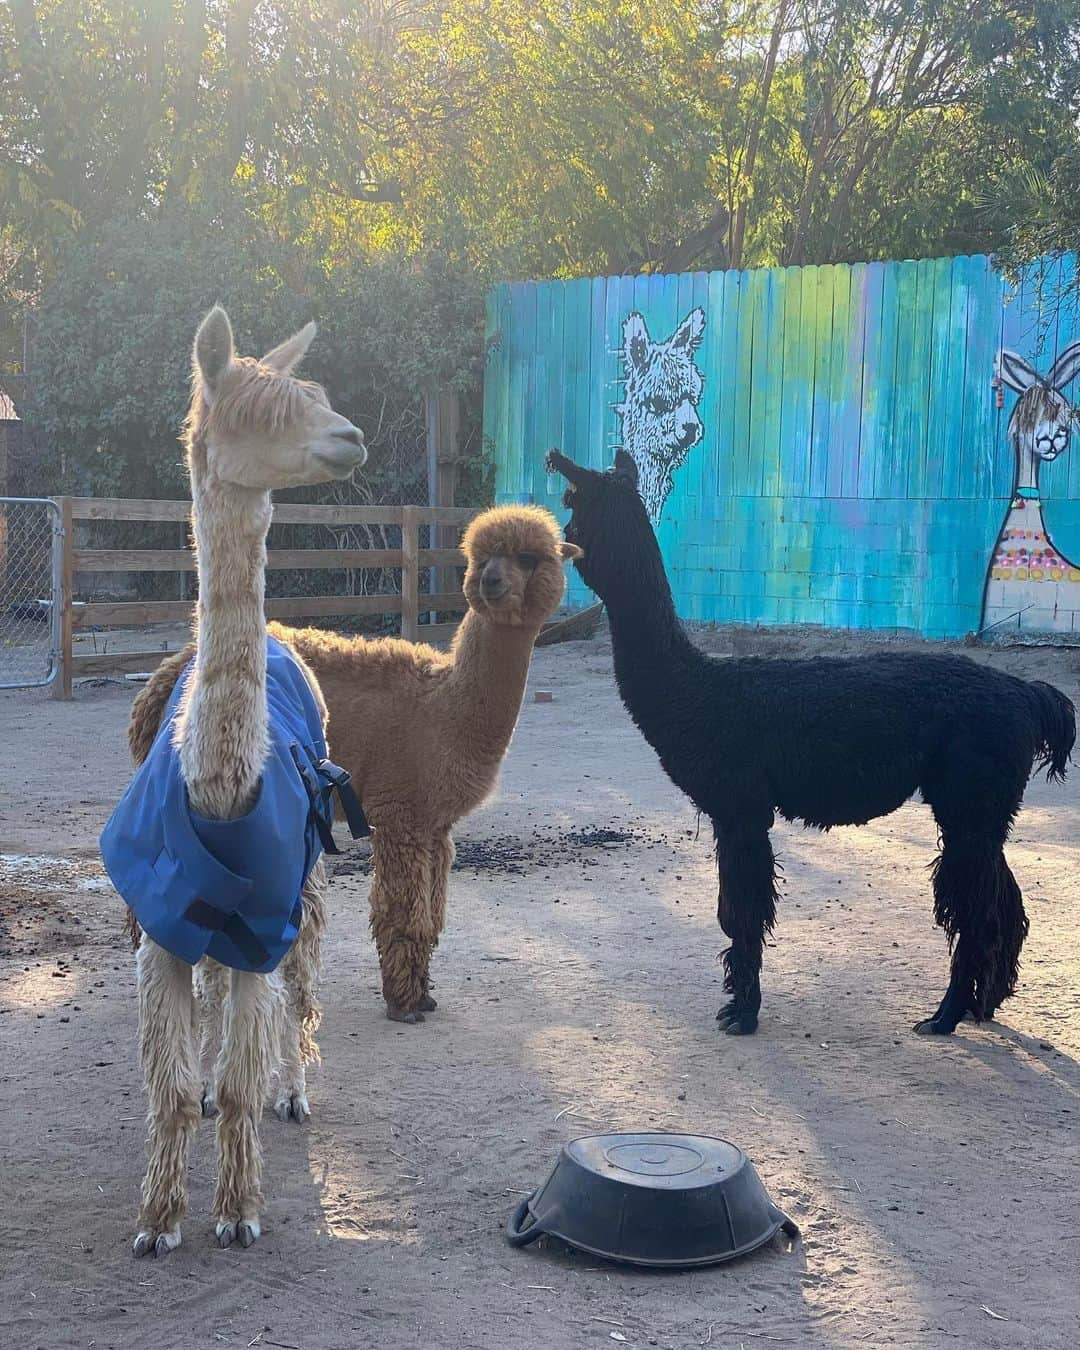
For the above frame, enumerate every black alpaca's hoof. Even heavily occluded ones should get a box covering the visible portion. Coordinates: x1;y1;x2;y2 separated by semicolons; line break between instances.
417;993;437;1012
913;1016;956;1036
386;1002;425;1024
716;1000;759;1035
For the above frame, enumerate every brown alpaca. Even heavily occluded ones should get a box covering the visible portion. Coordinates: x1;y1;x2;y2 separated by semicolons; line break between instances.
128;505;581;1023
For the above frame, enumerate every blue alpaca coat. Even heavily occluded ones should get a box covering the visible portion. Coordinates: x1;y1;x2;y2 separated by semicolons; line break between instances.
101;636;341;973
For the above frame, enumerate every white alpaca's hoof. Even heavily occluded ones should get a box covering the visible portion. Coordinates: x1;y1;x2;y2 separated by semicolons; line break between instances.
275;1090;310;1123
216;1217;260;1248
133;1225;181;1258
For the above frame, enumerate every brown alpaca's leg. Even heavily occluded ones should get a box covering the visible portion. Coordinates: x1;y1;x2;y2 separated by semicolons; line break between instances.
417;830;455;1012
369;831;436;1023
195;958;228;1117
212;968;283;1247
134;938;201;1258
276;861;326;1121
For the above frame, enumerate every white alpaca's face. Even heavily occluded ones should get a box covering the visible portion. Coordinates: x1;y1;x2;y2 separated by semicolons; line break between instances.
194;308;367;491
209;382;367;490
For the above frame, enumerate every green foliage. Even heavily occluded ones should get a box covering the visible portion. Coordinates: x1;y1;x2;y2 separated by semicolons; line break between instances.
27;199;486;498
3;0;1079;490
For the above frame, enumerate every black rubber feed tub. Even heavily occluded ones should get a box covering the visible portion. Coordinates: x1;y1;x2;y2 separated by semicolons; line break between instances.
507;1133;798;1268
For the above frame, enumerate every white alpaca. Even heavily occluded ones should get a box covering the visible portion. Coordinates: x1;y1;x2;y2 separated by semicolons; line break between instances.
128;307;366;1256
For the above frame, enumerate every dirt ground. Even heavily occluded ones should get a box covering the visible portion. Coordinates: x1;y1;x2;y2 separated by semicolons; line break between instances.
1;626;1078;1350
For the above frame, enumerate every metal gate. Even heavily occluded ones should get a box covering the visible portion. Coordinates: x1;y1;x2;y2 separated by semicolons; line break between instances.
0;497;61;688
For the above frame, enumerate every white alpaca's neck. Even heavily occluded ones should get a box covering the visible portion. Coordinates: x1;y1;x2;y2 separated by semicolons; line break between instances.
177;467;272;820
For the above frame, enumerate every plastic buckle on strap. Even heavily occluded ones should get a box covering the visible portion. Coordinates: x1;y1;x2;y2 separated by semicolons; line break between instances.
315;757;370;839
290;745;342;854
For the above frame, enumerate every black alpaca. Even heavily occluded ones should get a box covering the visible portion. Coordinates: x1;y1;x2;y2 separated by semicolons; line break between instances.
549;449;1076;1036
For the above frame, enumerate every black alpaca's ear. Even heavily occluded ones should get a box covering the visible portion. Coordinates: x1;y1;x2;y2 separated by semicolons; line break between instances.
611;448;639;488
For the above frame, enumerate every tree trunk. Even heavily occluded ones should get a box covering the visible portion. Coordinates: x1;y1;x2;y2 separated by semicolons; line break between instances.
730;0;789;269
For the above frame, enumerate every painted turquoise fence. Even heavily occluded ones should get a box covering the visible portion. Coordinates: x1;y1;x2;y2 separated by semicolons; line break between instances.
484;254;1080;638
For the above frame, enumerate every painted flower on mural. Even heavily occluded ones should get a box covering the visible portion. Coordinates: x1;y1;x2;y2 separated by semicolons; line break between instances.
615;308;706;521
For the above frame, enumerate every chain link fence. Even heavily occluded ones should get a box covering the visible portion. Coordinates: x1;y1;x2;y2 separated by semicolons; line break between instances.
0;497;60;687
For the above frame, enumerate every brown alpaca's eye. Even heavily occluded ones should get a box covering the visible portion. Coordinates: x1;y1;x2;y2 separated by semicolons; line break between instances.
518;552;539;570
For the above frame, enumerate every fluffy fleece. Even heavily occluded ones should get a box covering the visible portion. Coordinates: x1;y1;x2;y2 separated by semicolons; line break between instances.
128;504;581;1023
549;448;1076;1037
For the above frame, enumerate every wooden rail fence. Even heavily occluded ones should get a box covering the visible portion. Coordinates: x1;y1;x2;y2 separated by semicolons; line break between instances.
53;497;481;699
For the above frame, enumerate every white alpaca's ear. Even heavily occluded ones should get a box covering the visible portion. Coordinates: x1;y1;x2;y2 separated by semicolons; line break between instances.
996;349;1039;394
261;321;317;375
1049;340;1080;392
560;542;584;561
622;312;650;371
671;307;706;352
194;305;235;394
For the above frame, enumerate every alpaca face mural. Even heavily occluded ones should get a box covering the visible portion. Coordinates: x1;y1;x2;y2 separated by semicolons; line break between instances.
616;308;706;521
982;341;1080;634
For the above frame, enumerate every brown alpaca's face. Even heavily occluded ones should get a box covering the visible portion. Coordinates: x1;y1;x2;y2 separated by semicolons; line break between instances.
462;512;582;628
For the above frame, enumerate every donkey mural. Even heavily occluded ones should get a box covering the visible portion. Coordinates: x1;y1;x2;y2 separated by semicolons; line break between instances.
983;342;1080;635
616;309;706;521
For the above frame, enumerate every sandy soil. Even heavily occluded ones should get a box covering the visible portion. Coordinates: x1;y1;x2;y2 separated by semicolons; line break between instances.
1;627;1078;1350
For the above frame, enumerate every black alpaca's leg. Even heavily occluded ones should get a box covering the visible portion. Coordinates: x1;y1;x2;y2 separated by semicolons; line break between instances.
915;829;1029;1036
714;820;778;1036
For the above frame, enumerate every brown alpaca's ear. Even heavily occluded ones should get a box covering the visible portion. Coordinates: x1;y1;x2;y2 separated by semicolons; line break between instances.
194;305;235;394
261;321;317;376
560;542;584;560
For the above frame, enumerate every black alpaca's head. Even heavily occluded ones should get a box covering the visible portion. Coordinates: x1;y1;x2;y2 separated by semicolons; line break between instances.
546;447;664;601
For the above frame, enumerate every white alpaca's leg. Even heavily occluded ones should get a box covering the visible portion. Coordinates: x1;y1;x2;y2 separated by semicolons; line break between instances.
212;968;283;1248
275;862;326;1123
195;959;228;1117
133;938;200;1258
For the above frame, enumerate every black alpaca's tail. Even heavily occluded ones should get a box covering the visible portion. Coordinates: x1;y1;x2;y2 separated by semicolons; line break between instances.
1027;680;1076;783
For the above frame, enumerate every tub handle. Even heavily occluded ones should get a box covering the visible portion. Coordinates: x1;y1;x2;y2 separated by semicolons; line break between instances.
506;1196;544;1247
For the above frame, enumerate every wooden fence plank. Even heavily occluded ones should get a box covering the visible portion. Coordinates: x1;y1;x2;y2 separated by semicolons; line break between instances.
77;594;403;628
69;497;407;526
417;593;468;612
839;263;867;499
924;257;954;502
77;600;195;628
266;595;403;620
400;505;420;640
415;507;479;525
73;548;406;573
72;649;177;676
52;496;74;700
889;260;921;500
418;548;466;567
857;262;885;500
776;265;803;499
825;262;852;499
759;266;785;499
70;497;190;522
808;264;834;499
415;621;461;646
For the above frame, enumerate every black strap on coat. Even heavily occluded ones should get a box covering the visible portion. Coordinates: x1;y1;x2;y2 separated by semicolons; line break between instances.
290;745;371;854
